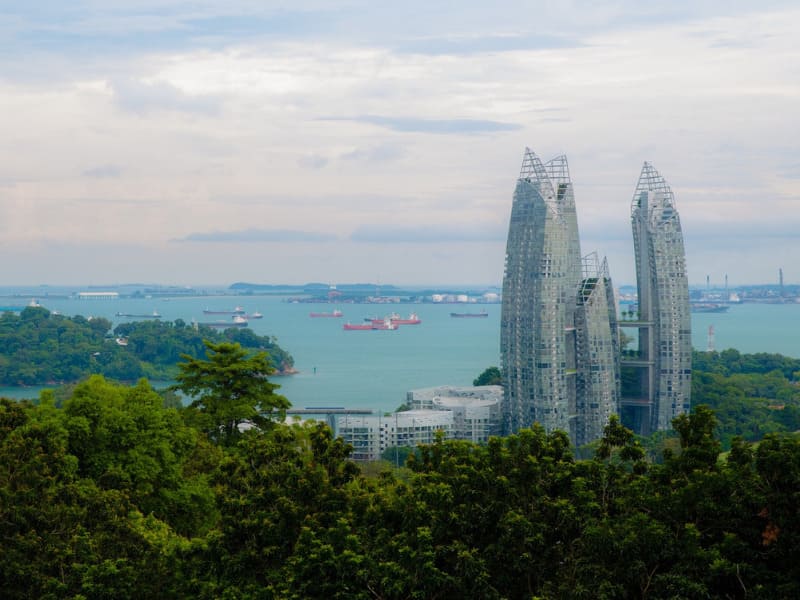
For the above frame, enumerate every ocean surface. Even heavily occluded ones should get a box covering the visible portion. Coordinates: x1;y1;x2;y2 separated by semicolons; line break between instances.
2;295;800;413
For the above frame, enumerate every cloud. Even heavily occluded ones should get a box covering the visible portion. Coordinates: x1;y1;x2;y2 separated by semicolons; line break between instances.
778;163;800;180
178;228;338;243
82;164;122;178
325;115;522;135
393;33;583;55
340;144;405;162
108;77;222;115
350;224;506;243
297;154;329;169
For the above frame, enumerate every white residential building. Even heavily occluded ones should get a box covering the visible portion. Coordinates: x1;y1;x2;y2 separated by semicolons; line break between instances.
335;386;503;461
407;385;503;443
336;410;453;461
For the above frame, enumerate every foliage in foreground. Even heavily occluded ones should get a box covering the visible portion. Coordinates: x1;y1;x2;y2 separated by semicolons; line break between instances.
2;371;800;599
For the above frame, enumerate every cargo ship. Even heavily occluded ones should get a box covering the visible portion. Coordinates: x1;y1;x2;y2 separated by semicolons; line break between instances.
450;310;488;318
344;318;397;331
343;322;373;330
115;311;162;319
199;315;249;328
310;309;343;318
389;312;421;325
203;306;245;315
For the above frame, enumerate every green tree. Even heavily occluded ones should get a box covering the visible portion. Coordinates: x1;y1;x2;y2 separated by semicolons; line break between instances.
173;340;290;445
190;422;360;597
380;445;416;467
62;375;218;536
473;366;502;386
595;414;645;465
0;397;180;598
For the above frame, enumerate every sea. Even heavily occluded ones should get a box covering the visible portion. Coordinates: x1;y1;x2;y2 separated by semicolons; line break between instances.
2;293;800;413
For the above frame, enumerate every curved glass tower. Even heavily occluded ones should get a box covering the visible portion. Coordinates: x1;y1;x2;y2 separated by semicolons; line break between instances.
624;162;691;433
574;253;620;446
500;149;583;436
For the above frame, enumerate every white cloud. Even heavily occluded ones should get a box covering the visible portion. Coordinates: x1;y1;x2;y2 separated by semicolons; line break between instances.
0;2;798;284
109;77;222;114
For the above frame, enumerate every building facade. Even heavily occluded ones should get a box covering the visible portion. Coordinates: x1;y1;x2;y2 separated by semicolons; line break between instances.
622;162;691;434
407;385;503;443
336;411;454;462
500;149;583;437
574;253;621;445
335;386;503;461
500;148;619;445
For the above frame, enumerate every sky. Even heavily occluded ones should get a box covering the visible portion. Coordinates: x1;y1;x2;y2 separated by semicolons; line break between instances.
1;1;799;287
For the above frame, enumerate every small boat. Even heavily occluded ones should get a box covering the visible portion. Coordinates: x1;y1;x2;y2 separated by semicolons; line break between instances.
203;306;245;315
199;315;249;328
390;312;421;325
244;312;263;319
310;309;343;318
115;310;162;319
450;310;488;318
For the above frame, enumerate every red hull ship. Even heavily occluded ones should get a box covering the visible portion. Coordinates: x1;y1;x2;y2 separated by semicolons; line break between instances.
344;319;397;331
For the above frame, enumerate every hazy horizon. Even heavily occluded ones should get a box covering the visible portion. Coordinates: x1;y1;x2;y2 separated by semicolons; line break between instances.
0;278;794;293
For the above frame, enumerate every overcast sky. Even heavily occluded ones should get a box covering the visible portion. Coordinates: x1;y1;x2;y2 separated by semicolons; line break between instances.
1;1;798;287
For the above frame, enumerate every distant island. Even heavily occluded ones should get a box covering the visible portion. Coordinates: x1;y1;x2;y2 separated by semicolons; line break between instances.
0;306;294;386
228;281;502;306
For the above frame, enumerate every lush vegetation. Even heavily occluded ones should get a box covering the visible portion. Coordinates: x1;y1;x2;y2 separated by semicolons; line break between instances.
2;389;799;598
473;365;502;386
2;342;800;598
692;349;800;448
173;340;290;445
0;306;293;386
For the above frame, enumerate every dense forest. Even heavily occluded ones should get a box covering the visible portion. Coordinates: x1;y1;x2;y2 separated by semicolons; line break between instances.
691;349;800;447
2;341;800;598
0;306;293;385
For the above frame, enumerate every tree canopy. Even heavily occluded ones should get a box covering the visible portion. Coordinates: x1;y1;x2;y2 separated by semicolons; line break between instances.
473;365;502;386
3;381;800;598
3;349;800;597
172;340;290;444
0;307;293;386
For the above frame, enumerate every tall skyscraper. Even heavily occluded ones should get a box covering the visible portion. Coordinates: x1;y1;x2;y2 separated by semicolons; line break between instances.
501;149;619;444
574;252;620;446
622;162;691;434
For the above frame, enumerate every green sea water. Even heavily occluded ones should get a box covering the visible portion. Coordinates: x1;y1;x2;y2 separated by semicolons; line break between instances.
2;295;799;413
